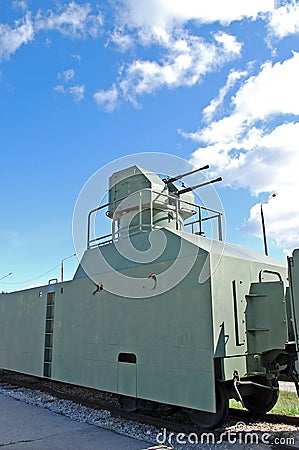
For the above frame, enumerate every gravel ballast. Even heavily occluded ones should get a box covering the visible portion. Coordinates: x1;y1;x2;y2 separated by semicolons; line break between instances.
0;383;298;450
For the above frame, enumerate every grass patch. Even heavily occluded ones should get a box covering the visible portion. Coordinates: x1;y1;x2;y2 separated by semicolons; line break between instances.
230;390;299;416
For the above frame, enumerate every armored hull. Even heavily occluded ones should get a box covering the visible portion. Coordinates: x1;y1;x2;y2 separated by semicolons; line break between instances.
0;165;298;428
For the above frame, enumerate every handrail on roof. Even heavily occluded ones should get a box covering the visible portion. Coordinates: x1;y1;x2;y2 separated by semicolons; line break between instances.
87;188;222;249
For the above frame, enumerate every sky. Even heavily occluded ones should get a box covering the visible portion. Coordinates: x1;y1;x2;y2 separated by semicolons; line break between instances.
1;0;299;291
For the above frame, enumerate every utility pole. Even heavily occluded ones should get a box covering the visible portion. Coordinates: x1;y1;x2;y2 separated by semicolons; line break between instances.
260;193;277;256
61;254;76;282
260;203;268;256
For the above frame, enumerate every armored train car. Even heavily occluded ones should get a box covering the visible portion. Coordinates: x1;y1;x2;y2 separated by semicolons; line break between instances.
0;165;298;428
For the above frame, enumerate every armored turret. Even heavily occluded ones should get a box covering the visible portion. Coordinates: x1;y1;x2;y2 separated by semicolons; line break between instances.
107;165;196;238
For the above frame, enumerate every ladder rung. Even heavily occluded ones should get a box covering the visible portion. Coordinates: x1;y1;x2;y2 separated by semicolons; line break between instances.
246;294;266;298
247;328;269;332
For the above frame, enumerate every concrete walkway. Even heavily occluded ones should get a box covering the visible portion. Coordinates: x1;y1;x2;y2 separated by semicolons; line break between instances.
0;394;150;449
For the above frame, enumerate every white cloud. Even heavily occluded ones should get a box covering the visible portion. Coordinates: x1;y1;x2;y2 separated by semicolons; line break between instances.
186;52;299;145
112;0;273;58
203;69;248;121
214;31;243;53
99;0;252;110
190;122;299;253
245;191;299;251
12;1;28;11
98;31;242;110
93;85;119;112
55;67;84;101
54;83;85;101
71;53;81;61
268;1;299;38
186;53;299;253
118;0;274;33
0;3;103;62
232;52;299;119
109;27;135;52
0;12;34;60
58;68;75;83
69;85;85;101
54;84;65;94
35;2;103;39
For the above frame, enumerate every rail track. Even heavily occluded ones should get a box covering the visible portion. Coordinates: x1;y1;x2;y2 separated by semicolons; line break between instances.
0;369;298;449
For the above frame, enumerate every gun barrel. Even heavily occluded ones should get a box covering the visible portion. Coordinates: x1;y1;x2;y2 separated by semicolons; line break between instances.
177;177;222;195
163;165;209;184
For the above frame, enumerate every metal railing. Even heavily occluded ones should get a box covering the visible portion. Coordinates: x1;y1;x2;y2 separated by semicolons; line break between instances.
87;188;223;249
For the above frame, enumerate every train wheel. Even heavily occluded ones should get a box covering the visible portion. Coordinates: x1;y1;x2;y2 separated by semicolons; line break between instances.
119;395;137;412
243;377;279;414
186;382;228;430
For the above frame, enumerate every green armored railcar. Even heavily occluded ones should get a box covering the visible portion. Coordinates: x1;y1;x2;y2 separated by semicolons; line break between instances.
0;165;298;428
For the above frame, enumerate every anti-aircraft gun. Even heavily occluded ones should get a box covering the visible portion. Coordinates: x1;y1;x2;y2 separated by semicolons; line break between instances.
105;164;222;239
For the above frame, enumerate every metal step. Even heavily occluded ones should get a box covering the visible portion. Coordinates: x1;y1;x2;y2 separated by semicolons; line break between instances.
246;293;267;298
247;327;269;332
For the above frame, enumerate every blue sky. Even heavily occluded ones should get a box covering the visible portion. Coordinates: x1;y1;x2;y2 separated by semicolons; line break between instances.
1;0;299;290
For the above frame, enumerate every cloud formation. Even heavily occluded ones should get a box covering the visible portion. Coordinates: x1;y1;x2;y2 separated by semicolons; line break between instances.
0;2;104;61
99;0;276;109
12;1;28;11
55;68;85;101
99;30;242;108
117;0;274;31
58;69;75;83
94;85;119;112
2;0;299;254
186;51;299;253
54;83;85;102
0;13;34;60
35;2;103;39
268;1;299;38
